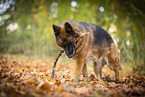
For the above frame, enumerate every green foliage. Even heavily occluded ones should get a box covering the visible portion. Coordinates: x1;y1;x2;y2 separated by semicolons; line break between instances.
0;0;144;71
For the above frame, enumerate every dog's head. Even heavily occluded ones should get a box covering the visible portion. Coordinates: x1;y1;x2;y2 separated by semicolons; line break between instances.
53;22;79;58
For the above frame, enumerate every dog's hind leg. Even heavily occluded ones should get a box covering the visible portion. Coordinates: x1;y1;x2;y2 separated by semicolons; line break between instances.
82;63;88;77
114;69;119;81
93;60;103;80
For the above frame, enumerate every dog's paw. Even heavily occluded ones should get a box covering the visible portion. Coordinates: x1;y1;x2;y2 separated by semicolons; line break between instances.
83;77;89;82
71;72;80;82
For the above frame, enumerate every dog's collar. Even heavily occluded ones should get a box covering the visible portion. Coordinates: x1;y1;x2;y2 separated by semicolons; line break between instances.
74;32;90;44
61;32;90;56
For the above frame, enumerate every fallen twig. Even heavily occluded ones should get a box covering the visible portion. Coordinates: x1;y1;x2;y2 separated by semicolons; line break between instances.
51;50;64;80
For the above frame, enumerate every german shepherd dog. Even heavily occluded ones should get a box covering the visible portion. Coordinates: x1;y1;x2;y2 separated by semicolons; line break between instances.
53;20;121;81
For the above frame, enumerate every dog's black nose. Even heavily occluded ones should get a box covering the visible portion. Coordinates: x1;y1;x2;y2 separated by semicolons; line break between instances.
67;53;74;58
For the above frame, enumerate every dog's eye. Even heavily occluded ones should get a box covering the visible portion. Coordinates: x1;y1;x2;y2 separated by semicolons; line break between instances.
63;38;67;42
55;33;60;38
57;42;63;47
63;44;66;48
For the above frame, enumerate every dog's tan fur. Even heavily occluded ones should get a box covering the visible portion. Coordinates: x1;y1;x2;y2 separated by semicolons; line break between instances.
53;20;121;81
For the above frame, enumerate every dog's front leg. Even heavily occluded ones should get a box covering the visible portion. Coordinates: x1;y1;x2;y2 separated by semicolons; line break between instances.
72;58;85;82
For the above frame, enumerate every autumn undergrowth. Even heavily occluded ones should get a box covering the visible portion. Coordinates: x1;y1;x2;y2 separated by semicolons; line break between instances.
0;54;145;97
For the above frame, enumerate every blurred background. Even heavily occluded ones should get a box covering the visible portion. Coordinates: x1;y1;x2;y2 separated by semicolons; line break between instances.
0;0;144;72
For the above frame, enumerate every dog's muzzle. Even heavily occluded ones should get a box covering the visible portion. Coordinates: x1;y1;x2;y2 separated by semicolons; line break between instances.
64;43;75;58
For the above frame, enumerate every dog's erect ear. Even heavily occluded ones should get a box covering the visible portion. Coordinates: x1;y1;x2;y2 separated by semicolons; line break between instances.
65;22;73;35
53;24;60;36
65;22;80;37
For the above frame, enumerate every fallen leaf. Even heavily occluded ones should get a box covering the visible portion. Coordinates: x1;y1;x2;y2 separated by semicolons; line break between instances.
41;81;51;91
62;92;75;97
75;87;90;94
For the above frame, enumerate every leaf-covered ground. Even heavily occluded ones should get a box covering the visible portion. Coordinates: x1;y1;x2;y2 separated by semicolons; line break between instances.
0;54;145;97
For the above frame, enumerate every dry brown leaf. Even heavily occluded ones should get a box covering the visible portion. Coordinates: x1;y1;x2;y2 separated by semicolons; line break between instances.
23;79;34;83
75;87;90;94
55;85;65;92
62;92;75;97
54;78;61;86
42;81;51;91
